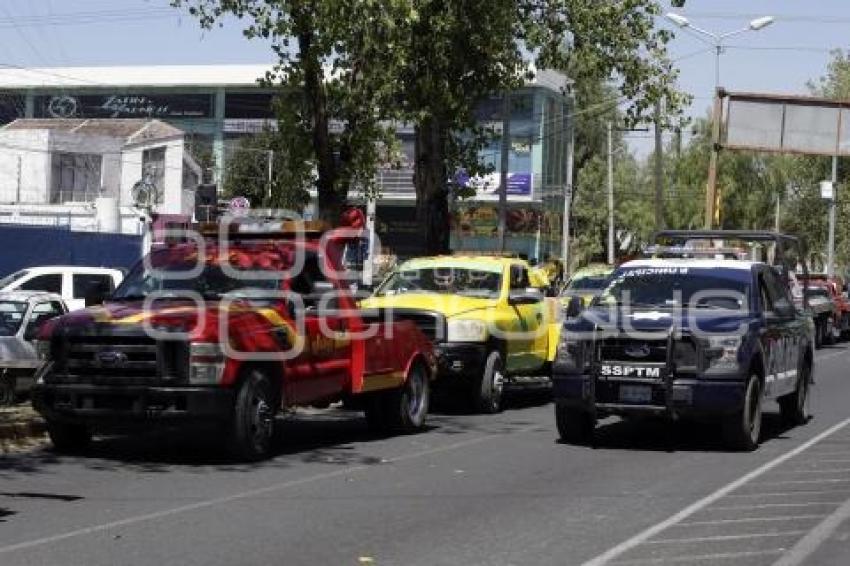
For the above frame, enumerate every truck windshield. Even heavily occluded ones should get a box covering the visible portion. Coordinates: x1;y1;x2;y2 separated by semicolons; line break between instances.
0;301;27;336
112;249;285;301
594;266;751;310
377;267;502;299
564;275;609;292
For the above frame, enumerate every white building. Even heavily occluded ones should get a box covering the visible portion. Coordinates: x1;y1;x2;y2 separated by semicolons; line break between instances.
0;119;199;233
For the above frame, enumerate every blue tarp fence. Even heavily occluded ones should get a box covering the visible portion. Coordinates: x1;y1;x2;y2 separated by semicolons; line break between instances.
0;225;142;277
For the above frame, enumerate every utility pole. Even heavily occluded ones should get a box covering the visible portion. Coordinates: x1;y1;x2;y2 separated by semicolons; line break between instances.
562;99;575;272
15;156;21;204
607;121;615;265
654;100;664;230
828;155;837;278
705;88;723;228
774;194;781;233
267;149;274;201
497;91;511;252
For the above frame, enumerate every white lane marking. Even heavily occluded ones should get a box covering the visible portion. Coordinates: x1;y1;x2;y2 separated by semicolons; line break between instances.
611;549;783;565
0;426;535;555
775;468;850;474
771;496;850;566
580;417;850;566
761;479;850;486
724;489;850;499
645;531;807;545
710;502;838;511
678;515;824;526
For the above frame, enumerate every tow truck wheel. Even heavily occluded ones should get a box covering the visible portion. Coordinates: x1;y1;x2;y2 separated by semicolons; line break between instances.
46;421;91;454
723;374;762;452
474;350;505;414
366;362;430;433
227;370;276;461
825;317;836;346
0;373;15;406
555;405;594;445
780;359;811;426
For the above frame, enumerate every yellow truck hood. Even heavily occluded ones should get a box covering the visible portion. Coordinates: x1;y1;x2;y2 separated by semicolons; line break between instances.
361;292;497;319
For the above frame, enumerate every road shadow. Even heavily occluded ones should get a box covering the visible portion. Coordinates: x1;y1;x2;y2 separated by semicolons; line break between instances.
0;397;548;476
0;506;16;522
558;411;798;453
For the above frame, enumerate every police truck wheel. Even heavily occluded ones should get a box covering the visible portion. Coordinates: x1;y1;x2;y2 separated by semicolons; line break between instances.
780;359;811;426
46;421;91;454
555;405;594;445
366;363;430;433
0;374;15;406
723;374;762;451
474;350;505;414
227;370;276;461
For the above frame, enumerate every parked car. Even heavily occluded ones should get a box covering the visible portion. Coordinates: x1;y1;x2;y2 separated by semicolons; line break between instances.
559;263;615;309
805;285;838;348
0;291;68;405
0;266;123;311
361;255;562;413
809;275;850;340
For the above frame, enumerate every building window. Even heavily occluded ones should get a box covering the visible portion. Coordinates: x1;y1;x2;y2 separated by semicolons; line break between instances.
50;153;103;203
142;147;166;203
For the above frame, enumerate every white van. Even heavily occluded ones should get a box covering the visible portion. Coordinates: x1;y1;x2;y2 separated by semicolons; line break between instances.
0;266;124;311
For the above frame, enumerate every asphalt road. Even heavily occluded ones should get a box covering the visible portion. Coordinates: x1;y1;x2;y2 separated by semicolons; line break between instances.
2;344;850;566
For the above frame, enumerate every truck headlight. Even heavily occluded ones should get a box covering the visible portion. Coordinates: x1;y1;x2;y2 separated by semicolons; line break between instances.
189;342;225;384
446;319;488;343
34;340;51;362
554;332;584;373
704;336;742;371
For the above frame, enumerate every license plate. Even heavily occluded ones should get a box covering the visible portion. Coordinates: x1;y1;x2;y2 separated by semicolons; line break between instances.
600;364;665;379
619;385;652;404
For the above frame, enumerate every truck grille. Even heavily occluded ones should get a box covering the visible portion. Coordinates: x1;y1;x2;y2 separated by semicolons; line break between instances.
49;333;188;385
598;337;670;364
390;310;446;342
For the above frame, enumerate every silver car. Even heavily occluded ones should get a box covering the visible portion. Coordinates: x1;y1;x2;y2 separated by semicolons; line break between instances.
0;291;67;405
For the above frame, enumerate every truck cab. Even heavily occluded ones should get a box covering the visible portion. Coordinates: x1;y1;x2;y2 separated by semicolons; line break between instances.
32;218;436;460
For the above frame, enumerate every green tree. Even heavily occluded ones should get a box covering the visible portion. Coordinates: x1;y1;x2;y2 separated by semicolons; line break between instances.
222;129;313;211
173;0;410;221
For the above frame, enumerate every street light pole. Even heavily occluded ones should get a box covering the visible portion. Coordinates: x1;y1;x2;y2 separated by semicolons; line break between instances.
607;121;615;265
665;12;774;228
828;155;837;278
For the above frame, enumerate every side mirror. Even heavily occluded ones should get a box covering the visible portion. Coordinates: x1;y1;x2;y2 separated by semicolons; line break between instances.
508;288;543;305
566;296;584;319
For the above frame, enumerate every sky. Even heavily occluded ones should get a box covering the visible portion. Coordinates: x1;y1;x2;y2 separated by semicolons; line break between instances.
0;0;848;156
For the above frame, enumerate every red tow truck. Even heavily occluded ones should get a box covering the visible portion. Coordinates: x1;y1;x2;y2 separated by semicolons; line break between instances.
31;216;436;460
808;274;850;341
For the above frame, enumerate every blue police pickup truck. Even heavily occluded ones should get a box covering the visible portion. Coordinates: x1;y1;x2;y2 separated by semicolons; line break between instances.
554;231;815;451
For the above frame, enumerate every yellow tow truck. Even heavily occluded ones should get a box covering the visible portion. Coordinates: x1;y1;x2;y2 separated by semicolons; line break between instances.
361;255;561;413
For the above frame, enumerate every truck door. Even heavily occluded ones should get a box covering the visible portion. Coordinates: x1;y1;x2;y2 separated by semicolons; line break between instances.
760;268;802;398
506;264;546;372
289;254;352;404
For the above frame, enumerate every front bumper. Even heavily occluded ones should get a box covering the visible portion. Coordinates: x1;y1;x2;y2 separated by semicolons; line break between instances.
32;383;234;425
553;373;746;418
433;342;487;380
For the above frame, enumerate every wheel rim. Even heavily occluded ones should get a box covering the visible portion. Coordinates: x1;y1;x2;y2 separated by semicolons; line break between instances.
251;395;273;451
406;368;426;419
748;380;762;443
491;363;505;409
